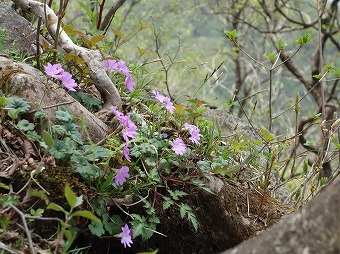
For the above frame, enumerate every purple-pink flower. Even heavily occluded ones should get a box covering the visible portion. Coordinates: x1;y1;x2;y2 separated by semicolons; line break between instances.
59;71;77;92
44;63;63;78
125;75;135;91
119;224;133;248
170;138;187;155
104;59;135;91
122;124;138;142
115;166;130;185
123;145;131;162
183;123;202;145
151;90;175;114
163;97;175;114
111;106;138;142
44;63;78;92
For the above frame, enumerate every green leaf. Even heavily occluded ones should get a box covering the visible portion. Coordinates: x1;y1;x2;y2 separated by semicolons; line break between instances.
48;140;68;160
70;92;102;112
0;183;10;190
82;145;109;159
297;34;311;46
0;195;19;208
260;127;275;142
30;208;44;217
0;96;7;107
266;52;276;63
162;197;173;210
310;113;322;120
224;29;238;41
88;221;105;237
313;73;323;79
277;39;287;49
137;250;159;254
179;203;198;231
71;153;97;176
27;188;49;204
64;184;83;209
168;190;188;201
56;109;73;123
197;161;211;172
42;130;54;147
34;110;48;120
324;64;335;71
6;97;30;114
51;125;66;136
77;0;94;19
102;214;123;235
64;229;74;241
71;210;100;223
131;220;144;238
304;140;314;147
187;212;199;231
16;119;35;132
47;202;67;214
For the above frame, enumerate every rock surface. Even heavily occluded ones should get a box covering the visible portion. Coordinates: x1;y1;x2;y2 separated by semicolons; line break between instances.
0;4;36;55
222;179;340;254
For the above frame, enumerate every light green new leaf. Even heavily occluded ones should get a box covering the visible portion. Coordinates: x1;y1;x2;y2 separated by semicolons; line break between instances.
42;130;54;147
64;184;83;209
47;202;67;214
260;127;275;142
71;210;101;223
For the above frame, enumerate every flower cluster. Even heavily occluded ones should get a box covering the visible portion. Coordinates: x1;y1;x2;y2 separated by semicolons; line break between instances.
111;106;137;185
151;90;175;114
112;106;138;143
120;224;133;248
168;123;202;156
44;63;78;92
183;123;202;145
104;59;135;91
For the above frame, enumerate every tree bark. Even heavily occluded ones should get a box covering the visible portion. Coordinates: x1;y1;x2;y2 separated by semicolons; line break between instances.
221;179;340;254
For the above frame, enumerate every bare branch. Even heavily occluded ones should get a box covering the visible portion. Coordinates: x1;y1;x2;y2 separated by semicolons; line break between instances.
99;0;127;32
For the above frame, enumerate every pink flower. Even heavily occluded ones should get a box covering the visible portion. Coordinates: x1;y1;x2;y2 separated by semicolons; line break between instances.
183;123;202;145
151;90;165;103
44;63;78;91
151;90;175;114
123;145;131;162
163;97;175;114
104;59;135;91
44;63;63;79
111;107;138;142
114;166;130;185
116;60;131;76
125;75;135;91
122;124;138;142
59;71;77;92
170;138;187;155
120;224;133;248
104;59;118;74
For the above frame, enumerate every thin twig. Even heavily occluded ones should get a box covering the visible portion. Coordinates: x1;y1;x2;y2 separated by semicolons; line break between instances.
9;205;36;254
